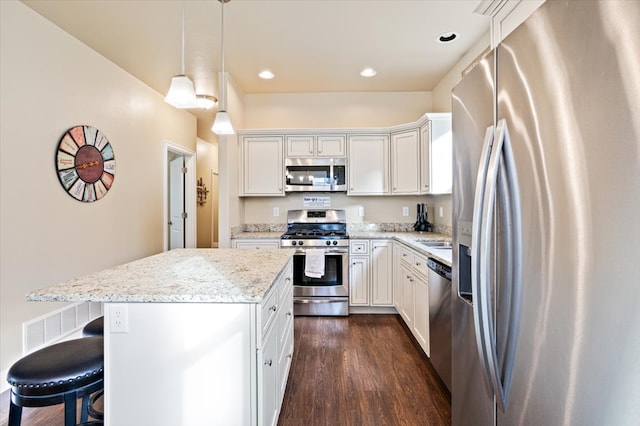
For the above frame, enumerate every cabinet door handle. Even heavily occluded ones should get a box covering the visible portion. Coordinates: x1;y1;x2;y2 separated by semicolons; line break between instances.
270;305;277;312
265;359;273;366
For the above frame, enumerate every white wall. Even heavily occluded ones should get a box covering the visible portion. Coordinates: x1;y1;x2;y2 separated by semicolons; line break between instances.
427;31;491;228
0;1;196;377
243;91;431;129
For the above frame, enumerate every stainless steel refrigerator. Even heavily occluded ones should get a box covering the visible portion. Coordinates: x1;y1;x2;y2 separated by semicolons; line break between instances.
452;1;640;425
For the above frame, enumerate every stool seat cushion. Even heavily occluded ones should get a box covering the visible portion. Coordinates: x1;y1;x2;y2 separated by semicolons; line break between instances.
83;317;104;337
7;337;104;397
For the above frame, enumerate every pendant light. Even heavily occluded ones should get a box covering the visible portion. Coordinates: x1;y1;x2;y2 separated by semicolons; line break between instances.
165;0;198;108
212;0;235;135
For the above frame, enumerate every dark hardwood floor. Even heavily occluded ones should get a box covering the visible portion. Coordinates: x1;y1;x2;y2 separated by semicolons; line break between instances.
278;314;450;426
0;314;450;426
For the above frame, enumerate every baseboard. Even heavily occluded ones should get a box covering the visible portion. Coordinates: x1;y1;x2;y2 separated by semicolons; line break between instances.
349;306;398;315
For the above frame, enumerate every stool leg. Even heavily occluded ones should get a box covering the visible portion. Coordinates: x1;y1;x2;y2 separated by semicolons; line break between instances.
81;394;90;423
63;391;77;426
8;399;22;426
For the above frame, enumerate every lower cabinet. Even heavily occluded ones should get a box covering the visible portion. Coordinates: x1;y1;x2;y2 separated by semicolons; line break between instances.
259;259;293;426
349;240;394;307
259;323;279;426
394;243;430;356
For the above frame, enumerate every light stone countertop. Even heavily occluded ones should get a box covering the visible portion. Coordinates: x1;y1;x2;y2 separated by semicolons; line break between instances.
231;230;453;266
26;249;293;304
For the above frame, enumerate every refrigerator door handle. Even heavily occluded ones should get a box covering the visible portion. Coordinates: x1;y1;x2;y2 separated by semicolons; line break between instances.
471;124;495;395
478;119;523;412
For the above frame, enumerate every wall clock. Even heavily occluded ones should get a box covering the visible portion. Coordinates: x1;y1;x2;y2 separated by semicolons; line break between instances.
55;125;116;202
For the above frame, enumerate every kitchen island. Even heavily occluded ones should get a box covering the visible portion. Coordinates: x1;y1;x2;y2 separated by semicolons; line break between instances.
27;249;294;426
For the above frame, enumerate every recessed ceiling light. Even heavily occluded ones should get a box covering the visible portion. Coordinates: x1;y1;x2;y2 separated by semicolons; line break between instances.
438;32;458;43
258;70;275;79
360;68;377;77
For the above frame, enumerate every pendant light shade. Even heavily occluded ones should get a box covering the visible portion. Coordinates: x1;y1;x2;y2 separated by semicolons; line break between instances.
211;110;234;134
165;75;197;108
165;0;198;109
212;0;234;135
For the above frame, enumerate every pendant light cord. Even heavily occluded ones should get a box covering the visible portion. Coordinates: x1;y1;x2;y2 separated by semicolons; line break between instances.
220;0;227;111
181;0;186;75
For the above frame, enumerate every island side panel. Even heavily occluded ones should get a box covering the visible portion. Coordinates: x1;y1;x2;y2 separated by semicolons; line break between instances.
104;302;255;426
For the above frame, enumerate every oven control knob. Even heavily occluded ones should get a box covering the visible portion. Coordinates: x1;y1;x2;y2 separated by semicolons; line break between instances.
298;241;304;246
292;241;297;246
325;240;331;246
332;240;338;245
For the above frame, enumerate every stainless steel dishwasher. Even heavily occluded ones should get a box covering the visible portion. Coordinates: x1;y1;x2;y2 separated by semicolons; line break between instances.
427;256;452;392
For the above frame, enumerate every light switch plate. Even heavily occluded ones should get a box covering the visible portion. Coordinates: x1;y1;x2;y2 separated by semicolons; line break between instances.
402;207;409;216
273;207;279;217
358;206;365;217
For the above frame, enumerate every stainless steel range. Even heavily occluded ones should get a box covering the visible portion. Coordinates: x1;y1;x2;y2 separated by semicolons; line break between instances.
281;209;349;316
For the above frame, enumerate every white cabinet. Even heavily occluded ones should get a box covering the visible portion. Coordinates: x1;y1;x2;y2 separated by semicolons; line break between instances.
240;135;284;196
257;260;293;426
421;115;452;194
349;240;394;308
286;135;346;158
371;240;394;306
349;254;370;306
391;129;420;195
419;122;431;193
412;272;429;356
233;239;280;249
349;240;370;306
259;323;279;426
394;243;430;356
348;134;390;195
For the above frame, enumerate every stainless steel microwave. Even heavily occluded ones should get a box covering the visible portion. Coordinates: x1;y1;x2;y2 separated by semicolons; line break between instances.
285;158;347;192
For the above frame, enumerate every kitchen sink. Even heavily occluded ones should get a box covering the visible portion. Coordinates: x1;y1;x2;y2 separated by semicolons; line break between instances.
418;240;452;249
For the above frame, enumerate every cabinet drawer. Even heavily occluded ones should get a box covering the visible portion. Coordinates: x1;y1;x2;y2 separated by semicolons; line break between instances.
233;239;280;249
261;287;279;335
397;244;415;265
350;240;370;255
413;253;428;278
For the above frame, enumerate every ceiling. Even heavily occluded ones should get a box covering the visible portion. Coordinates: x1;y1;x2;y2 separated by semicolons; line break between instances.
21;0;489;116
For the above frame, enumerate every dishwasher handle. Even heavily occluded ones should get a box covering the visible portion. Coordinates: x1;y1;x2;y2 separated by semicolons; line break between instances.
427;258;452;281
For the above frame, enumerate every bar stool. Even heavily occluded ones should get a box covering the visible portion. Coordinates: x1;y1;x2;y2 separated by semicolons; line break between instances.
6;336;104;426
82;316;104;338
82;316;105;421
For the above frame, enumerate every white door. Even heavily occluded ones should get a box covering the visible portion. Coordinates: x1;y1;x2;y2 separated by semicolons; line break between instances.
169;156;185;249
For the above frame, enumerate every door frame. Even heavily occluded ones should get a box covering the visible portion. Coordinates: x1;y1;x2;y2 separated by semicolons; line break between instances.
163;141;196;251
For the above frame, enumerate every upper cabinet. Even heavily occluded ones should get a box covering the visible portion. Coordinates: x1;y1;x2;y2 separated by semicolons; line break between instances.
237;112;451;197
348;134;390;195
239;135;285;197
286;135;346;158
391;129;420;195
421;114;452;195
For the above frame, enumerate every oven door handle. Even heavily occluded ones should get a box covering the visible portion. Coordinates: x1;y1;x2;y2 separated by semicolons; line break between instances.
292;249;348;255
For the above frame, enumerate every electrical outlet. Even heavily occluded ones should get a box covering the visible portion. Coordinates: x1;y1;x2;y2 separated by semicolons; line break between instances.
402;207;409;216
110;304;129;333
273;207;279;217
358;206;365;217
439;206;444;218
